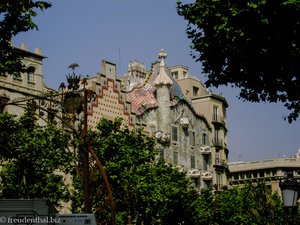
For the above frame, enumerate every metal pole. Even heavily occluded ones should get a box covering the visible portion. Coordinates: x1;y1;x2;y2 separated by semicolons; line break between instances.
88;144;116;225
83;88;91;213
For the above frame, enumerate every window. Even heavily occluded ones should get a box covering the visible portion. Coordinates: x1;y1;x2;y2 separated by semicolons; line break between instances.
203;155;210;171
214;128;220;144
253;171;258;178
191;155;196;169
171;71;178;79
171;125;178;142
194;179;200;190
27;66;35;83
192;86;199;96
189;131;195;146
215;151;221;164
202;133;207;145
13;72;22;80
213;106;218;121
233;173;239;180
216;172;222;190
204;181;212;189
259;170;264;178
159;148;165;162
173;152;178;165
240;172;246;180
28;71;34;83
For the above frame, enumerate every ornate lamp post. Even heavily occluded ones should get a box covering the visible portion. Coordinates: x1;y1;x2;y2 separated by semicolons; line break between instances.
280;172;300;225
61;63;91;212
62;64;115;224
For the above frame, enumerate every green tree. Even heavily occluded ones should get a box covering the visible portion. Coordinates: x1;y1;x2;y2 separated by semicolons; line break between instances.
0;0;51;75
177;0;300;122
189;182;285;225
71;118;196;225
0;110;74;207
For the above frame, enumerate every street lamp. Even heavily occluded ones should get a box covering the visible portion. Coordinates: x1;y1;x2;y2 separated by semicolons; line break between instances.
280;172;300;225
62;65;116;224
61;64;91;213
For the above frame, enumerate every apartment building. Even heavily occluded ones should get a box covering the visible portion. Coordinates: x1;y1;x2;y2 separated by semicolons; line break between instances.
229;151;300;193
169;65;229;190
0;43;54;116
111;50;229;190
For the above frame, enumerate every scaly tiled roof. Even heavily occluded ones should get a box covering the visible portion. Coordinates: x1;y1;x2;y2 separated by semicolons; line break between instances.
127;59;184;115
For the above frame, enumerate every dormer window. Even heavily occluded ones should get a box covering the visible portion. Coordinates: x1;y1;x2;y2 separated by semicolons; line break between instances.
193;86;199;96
171;71;178;79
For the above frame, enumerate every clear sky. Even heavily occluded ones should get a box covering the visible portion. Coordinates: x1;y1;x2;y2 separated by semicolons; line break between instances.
13;0;300;162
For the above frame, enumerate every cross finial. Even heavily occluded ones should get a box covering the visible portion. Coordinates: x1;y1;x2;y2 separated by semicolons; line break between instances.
158;49;167;59
154;49;173;87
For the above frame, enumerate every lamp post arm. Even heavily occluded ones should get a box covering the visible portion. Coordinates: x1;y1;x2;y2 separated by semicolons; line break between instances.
87;143;116;225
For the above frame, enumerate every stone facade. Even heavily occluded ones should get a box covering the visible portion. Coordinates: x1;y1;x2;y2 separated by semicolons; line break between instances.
120;50;229;190
169;65;229;189
0;44;72;213
0;43;54;116
229;152;300;194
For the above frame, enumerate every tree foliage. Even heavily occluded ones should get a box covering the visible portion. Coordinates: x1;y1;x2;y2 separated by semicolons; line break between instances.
0;0;51;75
177;0;300;122
71;118;196;225
70;119;291;225
190;183;286;225
0;110;74;207
0;114;290;223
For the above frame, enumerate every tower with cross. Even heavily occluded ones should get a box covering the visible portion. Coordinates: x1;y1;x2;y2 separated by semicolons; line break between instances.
154;49;173;135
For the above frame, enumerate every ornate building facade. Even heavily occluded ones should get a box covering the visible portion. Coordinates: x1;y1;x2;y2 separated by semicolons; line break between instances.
169;65;229;189
83;60;145;131
86;50;230;190
0;44;230;191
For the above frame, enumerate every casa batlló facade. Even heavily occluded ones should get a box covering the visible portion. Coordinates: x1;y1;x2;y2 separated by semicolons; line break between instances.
86;50;229;190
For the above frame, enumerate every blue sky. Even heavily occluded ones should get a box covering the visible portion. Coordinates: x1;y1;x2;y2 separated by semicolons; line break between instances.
13;0;300;162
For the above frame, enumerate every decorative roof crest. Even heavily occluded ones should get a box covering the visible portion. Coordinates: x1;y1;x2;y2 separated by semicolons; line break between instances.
154;49;173;86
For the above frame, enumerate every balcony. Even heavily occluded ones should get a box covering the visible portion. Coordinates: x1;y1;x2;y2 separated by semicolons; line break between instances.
214;158;229;171
215;158;224;166
200;146;212;154
212;115;226;125
188;169;201;179
213;139;224;148
202;171;213;180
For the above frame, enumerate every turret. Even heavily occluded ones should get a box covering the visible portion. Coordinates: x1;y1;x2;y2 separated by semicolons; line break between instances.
154;49;173;134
